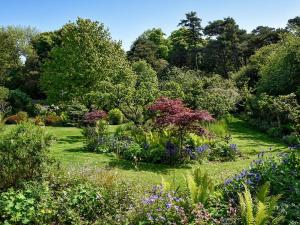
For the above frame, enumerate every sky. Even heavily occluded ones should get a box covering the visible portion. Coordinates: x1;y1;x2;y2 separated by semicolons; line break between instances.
1;0;300;50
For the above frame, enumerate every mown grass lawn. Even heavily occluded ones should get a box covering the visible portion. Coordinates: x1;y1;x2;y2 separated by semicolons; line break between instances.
44;117;287;187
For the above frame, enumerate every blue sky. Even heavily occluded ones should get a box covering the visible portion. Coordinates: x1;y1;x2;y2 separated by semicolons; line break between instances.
1;0;299;50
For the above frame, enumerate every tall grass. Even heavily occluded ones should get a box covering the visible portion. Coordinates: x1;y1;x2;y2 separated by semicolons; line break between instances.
205;119;228;137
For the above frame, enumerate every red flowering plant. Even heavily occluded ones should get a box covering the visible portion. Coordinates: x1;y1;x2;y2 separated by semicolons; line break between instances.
83;110;107;125
149;97;214;156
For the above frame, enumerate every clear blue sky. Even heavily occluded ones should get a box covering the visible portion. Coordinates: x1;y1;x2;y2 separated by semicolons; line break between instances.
1;0;299;50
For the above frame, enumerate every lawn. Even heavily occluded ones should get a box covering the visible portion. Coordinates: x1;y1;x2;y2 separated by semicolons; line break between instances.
44;117;287;187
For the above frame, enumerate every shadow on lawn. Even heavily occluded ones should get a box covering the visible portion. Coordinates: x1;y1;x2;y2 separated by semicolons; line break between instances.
58;135;85;144
228;119;286;146
107;157;192;174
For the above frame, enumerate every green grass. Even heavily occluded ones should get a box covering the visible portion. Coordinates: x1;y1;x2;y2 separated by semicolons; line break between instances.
42;117;287;187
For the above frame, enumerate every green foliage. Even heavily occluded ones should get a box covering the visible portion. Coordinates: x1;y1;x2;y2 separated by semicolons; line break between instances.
247;93;300;137
160;69;240;117
60;100;88;125
128;28;169;73
186;168;215;205
121;60;159;124
8;89;33;114
257;35;300;98
208;142;241;162
41;18;136;108
0;86;11;125
0;123;54;190
238;183;283;225
108;108;124;125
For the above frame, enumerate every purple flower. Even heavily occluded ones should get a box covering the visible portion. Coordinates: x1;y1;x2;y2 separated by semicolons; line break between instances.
196;144;209;153
225;179;232;185
229;144;238;151
166;202;172;209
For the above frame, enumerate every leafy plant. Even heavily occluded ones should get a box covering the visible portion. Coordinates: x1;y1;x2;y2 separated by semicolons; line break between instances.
186;167;215;206
83;110;107;125
238;183;283;225
5;111;28;124
108;108;124;125
0;123;55;190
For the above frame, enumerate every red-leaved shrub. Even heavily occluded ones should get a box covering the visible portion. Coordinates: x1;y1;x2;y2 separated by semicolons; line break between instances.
83;110;107;125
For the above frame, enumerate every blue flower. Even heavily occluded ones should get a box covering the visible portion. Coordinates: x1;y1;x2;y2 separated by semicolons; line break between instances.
225;179;232;185
196;144;209;153
230;144;238;151
166;202;172;209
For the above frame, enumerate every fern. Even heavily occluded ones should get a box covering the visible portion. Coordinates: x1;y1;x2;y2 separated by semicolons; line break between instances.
239;185;255;225
255;201;267;225
186;167;215;205
238;183;283;225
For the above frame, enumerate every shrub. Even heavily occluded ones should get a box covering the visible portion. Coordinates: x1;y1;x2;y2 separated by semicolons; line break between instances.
5;111;28;124
44;113;61;126
83;119;110;152
130;184;192;224
9;89;33;114
0;86;11;123
60;101;88;125
282;133;300;146
83;110;107;125
34;115;45;126
108;108;123;125
0;123;54;190
208;142;241;162
224;151;300;223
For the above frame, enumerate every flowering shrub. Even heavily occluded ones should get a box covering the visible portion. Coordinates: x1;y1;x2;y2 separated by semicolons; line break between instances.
185;142;241;163
83;110;107;125
5;111;28;124
223;150;300;224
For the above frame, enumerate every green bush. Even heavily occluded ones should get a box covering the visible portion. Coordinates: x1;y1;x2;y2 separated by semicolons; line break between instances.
9;89;33;114
108;108;124;125
60;100;88;125
208;142;241;162
0;123;54;190
0;86;11;121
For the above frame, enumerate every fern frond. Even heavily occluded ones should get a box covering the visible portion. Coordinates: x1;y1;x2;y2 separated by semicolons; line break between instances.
255;201;268;225
186;174;198;204
244;186;255;225
271;215;285;225
268;194;281;214
256;182;270;203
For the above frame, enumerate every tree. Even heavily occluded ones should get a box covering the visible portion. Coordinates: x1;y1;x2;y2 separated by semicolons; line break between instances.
174;11;203;69
41;18;136;109
149;97;214;152
128;28;169;73
178;11;203;48
121;60;159;123
203;17;247;77
0;29;19;85
168;28;190;68
257;35;300;99
287;16;300;35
